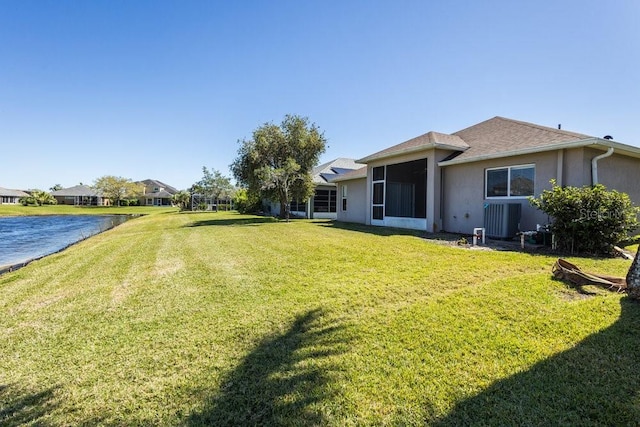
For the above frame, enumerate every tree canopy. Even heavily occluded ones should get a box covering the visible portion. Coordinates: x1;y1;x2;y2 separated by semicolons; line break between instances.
190;167;235;201
19;189;57;206
172;190;191;211
230;115;326;219
94;176;141;207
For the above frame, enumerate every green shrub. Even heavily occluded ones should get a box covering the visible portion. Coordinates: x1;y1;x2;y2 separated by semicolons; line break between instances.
529;180;639;255
233;188;261;214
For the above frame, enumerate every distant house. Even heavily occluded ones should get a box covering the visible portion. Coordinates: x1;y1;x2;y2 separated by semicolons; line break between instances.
268;158;365;219
51;185;108;206
0;187;29;204
139;179;178;207
332;116;640;236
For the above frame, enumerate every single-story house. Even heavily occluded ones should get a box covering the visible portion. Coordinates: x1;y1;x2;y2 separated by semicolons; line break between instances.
331;116;640;237
0;187;29;204
51;185;108;206
268;158;365;219
139;179;178;206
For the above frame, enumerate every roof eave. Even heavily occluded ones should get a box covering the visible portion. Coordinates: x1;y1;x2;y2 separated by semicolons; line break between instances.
358;143;468;164
330;174;366;182
437;138;640;167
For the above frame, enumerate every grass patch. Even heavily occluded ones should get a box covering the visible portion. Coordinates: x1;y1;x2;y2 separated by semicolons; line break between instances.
0;204;177;216
1;211;638;425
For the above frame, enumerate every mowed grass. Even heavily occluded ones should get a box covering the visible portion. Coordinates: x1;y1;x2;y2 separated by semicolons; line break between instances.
0;204;177;216
1;210;639;425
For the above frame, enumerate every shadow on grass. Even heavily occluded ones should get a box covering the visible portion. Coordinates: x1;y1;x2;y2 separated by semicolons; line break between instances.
432;298;640;425
317;220;443;239
0;384;59;426
187;309;349;426
185;216;279;228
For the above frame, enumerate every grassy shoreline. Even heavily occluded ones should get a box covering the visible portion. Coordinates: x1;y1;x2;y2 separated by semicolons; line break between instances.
1;209;638;425
0;204;178;216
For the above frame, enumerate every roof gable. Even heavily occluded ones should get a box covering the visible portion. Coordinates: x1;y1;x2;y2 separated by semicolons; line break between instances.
449;116;593;162
139;179;178;194
358;131;469;163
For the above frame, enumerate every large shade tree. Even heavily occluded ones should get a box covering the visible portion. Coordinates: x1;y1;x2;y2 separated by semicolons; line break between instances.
230;115;326;220
94;176;141;207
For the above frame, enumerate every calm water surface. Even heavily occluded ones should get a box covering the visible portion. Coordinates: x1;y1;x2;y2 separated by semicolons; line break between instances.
0;215;130;267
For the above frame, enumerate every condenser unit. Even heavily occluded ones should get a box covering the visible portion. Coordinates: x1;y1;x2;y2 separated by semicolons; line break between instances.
483;203;521;239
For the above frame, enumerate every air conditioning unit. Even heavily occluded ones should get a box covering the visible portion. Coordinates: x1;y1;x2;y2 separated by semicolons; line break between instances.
483;203;521;239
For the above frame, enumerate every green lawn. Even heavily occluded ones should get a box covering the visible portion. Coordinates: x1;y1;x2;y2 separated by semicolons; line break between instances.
1;209;639;425
0;204;177;216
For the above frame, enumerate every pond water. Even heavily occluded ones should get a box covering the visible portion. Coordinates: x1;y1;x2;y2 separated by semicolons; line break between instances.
0;215;131;268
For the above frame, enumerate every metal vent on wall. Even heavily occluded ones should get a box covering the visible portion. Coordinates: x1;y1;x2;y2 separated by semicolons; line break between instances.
483;203;521;239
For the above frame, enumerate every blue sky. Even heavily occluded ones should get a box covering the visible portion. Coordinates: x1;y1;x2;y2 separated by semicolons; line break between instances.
1;0;639;191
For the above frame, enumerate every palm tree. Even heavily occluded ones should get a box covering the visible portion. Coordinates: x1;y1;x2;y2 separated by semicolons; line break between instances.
31;190;57;206
172;191;191;211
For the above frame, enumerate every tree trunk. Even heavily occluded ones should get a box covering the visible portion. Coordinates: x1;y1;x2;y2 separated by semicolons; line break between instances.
279;200;289;222
627;249;640;300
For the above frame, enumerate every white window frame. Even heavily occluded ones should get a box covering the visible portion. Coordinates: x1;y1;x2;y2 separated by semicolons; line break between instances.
341;184;347;211
485;164;535;199
371;166;385;221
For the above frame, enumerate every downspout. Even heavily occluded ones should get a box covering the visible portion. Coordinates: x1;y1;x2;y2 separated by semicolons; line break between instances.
591;146;614;185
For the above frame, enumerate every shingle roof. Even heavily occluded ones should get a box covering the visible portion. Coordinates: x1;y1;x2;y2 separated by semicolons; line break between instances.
0;187;29;197
51;185;102;197
357;131;469;163
139;179;178;194
143;190;174;198
449;116;593;162
355;117;607;165
312;158;365;184
328;166;368;182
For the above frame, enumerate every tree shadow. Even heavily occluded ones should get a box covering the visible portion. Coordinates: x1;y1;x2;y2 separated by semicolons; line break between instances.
317;220;440;239
186;308;349;426
431;297;640;426
185;216;279;228
0;383;60;426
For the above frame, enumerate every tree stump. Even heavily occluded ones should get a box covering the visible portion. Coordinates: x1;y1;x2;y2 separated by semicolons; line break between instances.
627;250;640;300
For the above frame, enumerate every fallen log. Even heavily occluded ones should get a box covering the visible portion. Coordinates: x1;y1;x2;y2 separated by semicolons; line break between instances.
552;258;627;293
613;246;634;260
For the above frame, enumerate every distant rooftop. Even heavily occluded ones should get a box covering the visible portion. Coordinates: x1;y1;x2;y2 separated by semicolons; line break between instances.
312;158;365;185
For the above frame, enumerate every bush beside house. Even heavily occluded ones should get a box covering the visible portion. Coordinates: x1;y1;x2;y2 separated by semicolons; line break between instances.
529;180;639;255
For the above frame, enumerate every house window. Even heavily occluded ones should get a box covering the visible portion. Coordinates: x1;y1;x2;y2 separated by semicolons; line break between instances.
485;165;535;198
313;190;336;213
373;166;385;181
385;159;426;218
371;166;385;220
290;199;306;212
341;185;347;211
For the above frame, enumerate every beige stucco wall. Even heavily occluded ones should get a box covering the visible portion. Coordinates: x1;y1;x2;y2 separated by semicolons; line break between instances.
442;151;559;234
335;178;367;224
443;147;640;235
562;148;589;186
590;150;640;206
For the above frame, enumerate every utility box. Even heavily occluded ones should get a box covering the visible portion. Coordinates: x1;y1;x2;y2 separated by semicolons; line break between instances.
483;203;521;239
